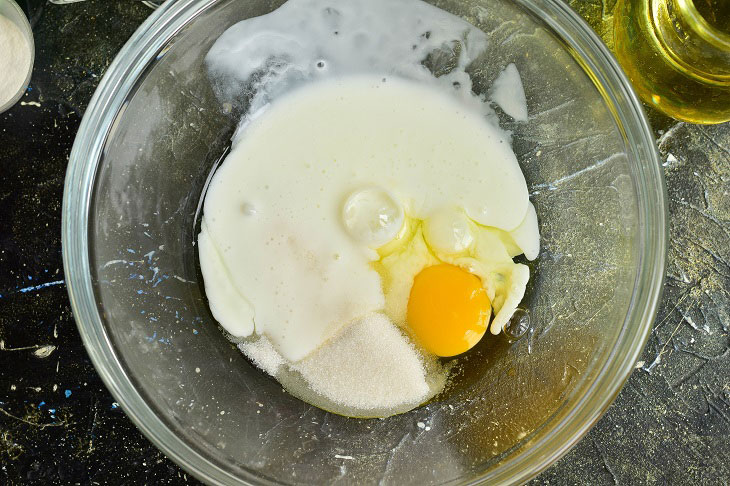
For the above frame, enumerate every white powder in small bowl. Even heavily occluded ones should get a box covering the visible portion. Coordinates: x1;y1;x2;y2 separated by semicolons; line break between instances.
0;14;32;108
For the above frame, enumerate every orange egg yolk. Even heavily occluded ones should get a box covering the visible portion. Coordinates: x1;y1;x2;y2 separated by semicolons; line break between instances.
406;263;491;357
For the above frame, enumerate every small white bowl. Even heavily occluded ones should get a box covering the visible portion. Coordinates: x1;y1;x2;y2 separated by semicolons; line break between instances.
0;0;35;114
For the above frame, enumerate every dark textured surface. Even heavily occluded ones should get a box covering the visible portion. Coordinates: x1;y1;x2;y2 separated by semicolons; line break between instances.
0;0;728;484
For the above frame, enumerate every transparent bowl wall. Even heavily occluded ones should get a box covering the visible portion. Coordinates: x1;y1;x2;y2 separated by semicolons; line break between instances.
63;0;666;484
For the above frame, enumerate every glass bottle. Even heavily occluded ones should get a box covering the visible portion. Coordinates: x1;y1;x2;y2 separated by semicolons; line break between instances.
614;0;730;124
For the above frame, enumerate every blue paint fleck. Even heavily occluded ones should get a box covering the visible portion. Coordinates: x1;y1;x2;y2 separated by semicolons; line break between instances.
137;289;144;294
65;390;72;398
140;310;146;315
149;317;158;322
111;402;119;409
16;280;65;294
145;331;158;342
38;401;45;408
49;408;56;414
193;329;199;335
28;275;33;280
127;248;136;254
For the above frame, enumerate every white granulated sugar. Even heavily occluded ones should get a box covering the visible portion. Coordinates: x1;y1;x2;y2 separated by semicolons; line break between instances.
236;314;443;415
0;15;32;107
239;338;285;376
292;313;430;411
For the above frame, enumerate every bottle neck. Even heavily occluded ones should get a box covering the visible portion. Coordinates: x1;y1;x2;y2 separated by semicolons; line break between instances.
651;0;730;82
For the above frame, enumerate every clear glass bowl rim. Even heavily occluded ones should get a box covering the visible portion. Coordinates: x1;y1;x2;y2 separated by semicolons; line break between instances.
61;0;667;484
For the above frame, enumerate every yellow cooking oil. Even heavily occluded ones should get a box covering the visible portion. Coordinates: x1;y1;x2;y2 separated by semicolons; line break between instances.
693;0;730;33
613;0;730;124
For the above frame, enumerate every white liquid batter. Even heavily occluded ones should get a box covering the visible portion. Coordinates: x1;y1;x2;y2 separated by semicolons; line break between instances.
199;0;539;416
205;0;493;119
200;76;535;362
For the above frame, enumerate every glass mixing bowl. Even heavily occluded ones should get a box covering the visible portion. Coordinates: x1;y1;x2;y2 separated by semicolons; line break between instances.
62;0;666;484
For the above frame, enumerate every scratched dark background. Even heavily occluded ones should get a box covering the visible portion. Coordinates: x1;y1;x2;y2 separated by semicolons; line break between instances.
0;0;728;484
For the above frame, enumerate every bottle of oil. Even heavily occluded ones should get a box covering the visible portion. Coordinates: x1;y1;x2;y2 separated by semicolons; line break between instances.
613;0;730;124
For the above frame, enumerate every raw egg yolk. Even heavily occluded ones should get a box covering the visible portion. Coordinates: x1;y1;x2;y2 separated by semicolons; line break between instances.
406;263;491;357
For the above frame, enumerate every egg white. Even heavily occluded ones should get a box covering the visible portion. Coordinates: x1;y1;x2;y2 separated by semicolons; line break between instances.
375;209;534;337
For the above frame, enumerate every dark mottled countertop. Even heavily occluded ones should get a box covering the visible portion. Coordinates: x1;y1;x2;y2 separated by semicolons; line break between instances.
0;0;728;484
